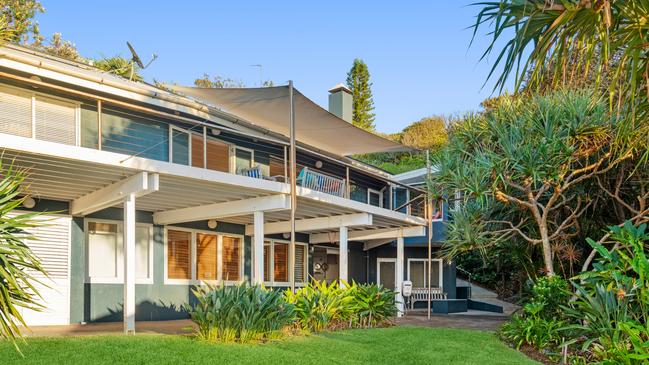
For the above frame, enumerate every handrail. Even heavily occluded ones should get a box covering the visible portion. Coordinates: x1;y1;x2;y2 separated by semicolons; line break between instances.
297;167;346;197
456;265;473;299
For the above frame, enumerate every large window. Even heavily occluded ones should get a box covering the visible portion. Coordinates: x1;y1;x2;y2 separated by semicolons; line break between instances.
350;185;368;204
263;240;308;286
86;220;153;284
407;259;442;288
101;107;169;161
165;228;243;284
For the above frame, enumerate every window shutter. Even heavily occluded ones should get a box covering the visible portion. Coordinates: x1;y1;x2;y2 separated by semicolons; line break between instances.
167;230;191;280
191;133;205;168
273;242;288;282
196;233;217;280
205;138;230;172
0;85;32;137
35;96;77;145
263;242;271;281
294;245;306;283
221;236;240;281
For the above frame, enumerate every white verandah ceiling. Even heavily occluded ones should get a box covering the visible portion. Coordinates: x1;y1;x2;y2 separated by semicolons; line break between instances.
1;135;424;239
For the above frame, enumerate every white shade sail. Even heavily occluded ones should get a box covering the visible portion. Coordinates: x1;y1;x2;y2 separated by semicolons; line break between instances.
173;85;410;156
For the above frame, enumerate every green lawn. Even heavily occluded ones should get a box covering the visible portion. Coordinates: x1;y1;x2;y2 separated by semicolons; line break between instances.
1;326;538;365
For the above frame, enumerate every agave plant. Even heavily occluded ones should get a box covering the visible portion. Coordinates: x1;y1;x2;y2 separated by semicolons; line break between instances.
0;159;47;348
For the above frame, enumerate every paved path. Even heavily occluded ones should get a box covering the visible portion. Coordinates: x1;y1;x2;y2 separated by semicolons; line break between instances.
397;313;508;332
458;279;520;316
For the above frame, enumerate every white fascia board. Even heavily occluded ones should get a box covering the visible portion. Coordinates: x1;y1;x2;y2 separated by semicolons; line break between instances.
297;186;426;226
309;226;425;244
244;212;372;235
70;172;159;215
0;133;288;194
153;194;290;225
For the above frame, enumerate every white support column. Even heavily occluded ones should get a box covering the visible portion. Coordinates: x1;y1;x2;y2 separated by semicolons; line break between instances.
123;193;136;334
253;211;264;285
339;226;348;285
396;236;404;317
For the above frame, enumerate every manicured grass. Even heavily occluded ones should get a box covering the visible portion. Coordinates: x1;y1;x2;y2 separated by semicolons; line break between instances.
1;326;538;365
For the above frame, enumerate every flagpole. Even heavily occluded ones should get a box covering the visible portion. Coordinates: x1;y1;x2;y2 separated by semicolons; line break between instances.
426;149;433;320
289;80;297;292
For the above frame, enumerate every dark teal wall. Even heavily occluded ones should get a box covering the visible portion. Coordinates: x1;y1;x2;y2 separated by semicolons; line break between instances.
367;245;456;299
69;206;251;323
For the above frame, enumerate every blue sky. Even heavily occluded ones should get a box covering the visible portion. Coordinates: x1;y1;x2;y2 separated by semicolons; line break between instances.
37;1;511;134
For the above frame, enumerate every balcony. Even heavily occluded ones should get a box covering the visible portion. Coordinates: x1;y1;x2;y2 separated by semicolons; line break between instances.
297;167;346;197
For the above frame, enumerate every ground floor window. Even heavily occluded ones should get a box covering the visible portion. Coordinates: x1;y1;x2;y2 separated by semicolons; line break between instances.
407;258;443;288
86;219;153;284
263;240;308;286
165;227;243;284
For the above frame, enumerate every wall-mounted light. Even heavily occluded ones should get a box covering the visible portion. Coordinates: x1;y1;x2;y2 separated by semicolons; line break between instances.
211;128;221;136
29;75;41;88
282;232;291;239
315;160;323;169
22;196;36;209
207;219;218;229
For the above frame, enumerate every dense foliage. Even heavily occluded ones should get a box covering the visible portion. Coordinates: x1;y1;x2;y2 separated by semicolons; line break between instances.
186;280;397;344
284;280;396;332
186;283;295;343
433;90;632;276
0;161;47;349
500;223;649;363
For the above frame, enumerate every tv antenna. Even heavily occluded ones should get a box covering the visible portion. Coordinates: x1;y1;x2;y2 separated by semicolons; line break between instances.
126;41;157;81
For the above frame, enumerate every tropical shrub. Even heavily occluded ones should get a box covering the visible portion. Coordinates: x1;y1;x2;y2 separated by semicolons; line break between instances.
348;282;397;328
284;280;397;332
562;223;649;364
0;160;47;349
186;283;295;343
500;276;568;352
284;280;353;332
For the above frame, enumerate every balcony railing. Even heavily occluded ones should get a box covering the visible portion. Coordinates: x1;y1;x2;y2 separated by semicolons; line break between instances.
297;167;346;197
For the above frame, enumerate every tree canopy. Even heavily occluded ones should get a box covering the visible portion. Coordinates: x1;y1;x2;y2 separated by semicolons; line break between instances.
346;59;376;131
432;90;633;275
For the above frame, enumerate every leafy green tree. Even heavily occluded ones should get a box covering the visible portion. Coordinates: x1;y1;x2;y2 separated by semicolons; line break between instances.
0;161;47;349
346;59;376;131
400;116;448;151
432;91;633;276
0;0;44;43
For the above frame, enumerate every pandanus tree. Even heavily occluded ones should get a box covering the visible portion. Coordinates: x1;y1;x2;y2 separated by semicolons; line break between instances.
470;0;649;271
432;90;633;276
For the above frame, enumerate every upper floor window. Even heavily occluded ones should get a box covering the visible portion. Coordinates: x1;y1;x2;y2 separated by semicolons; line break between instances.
101;107;169;161
234;146;254;174
170;127;190;165
368;189;382;207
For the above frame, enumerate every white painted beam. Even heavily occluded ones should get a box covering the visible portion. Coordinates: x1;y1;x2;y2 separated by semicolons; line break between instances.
153;194;290;225
362;238;396;251
309;226;425;244
244;213;372;235
339;226;348;285
123;193;136;334
396;237;404;316
70;172;159;216
252;211;264;285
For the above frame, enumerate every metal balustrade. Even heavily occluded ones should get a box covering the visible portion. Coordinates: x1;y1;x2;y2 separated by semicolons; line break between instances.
296;167;346;197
